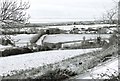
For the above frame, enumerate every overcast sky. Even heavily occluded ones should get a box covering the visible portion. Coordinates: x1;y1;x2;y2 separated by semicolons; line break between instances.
26;0;118;23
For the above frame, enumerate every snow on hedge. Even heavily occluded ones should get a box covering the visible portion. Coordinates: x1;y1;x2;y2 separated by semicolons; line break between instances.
43;34;111;43
0;48;101;76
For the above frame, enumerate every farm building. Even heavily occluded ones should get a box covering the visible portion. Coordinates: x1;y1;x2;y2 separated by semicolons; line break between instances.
70;26;80;34
97;27;108;34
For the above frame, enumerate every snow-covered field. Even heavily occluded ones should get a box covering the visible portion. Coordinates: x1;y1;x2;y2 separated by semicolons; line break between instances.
43;34;111;43
75;58;118;79
11;34;36;47
0;34;36;47
0;48;101;76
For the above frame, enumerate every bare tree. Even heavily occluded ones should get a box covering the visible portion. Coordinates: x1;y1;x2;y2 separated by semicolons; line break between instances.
0;0;30;27
101;0;118;24
0;0;30;46
102;6;117;24
107;7;117;24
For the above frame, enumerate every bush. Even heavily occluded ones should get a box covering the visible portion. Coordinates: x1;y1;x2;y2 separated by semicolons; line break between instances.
46;28;62;34
2;31;28;35
35;69;77;80
1;47;32;57
104;73;120;81
40;45;53;51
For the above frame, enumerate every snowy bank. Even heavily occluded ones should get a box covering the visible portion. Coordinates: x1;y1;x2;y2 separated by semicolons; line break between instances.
75;58;118;79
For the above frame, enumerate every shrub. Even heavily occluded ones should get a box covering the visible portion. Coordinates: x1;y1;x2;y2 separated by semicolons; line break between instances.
1;47;32;57
45;28;62;34
103;73;120;81
35;69;77;80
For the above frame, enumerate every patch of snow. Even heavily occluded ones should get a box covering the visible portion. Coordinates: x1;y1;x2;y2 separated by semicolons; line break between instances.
0;48;101;76
0;45;12;51
61;42;81;48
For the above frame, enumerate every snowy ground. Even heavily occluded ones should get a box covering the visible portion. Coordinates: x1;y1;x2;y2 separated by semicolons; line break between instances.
75;57;118;79
10;34;36;47
43;34;111;43
0;48;101;76
0;34;36;47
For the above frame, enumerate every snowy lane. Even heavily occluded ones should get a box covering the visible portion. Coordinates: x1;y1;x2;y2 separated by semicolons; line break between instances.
0;48;101;76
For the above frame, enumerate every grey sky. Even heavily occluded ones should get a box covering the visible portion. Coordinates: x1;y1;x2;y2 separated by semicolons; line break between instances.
26;0;118;23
